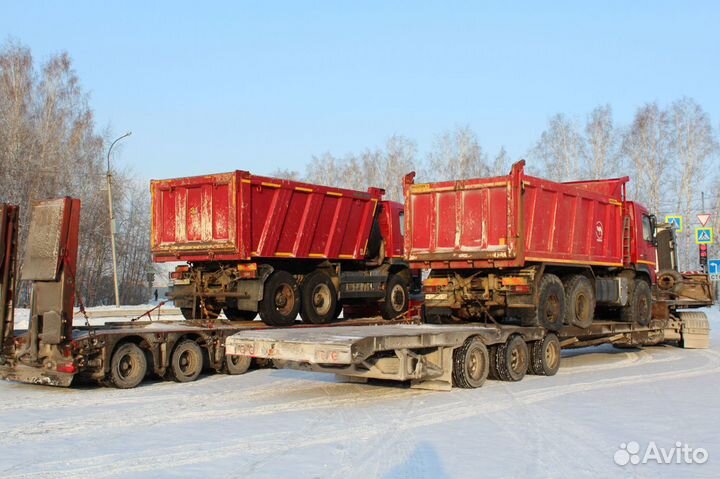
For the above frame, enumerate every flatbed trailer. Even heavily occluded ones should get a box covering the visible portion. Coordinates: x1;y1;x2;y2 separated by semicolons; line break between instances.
225;309;711;391
1;316;408;387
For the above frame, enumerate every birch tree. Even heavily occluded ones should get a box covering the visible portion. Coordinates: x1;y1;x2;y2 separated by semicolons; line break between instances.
427;126;489;181
585;105;618;178
530;114;585;181
621;103;671;215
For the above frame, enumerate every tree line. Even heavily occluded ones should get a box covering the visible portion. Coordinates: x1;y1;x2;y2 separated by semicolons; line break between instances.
0;41;152;306
274;101;719;271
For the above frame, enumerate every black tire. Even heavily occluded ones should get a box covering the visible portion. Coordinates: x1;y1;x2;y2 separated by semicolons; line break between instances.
494;335;529;382
224;354;252;375
224;307;257;321
300;270;338;324
380;273;409;320
259;271;301;326
528;333;561;376
452;336;489;388
109;343;148;389
563;275;595;328
521;274;565;331
621;279;652;326
168;339;204;383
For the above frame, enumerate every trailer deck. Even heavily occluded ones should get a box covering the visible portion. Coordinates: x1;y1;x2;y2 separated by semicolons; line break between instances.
225;314;710;391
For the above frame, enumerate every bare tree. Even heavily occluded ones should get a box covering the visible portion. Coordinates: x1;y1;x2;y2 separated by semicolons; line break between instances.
0;40;152;305
585;105;618;178
427;126;488;181
269;168;301;181
621;103;671;215
529;114;586;181
492;146;510;176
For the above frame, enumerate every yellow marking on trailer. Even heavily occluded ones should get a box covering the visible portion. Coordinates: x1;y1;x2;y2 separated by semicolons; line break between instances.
241;179;251;184
326;191;343;197
274;252;295;257
338;254;355;259
308;253;327;258
261;182;281;188
609;199;623;206
295;187;313;193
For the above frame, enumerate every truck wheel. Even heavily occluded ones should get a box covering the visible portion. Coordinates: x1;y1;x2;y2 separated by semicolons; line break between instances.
380;273;409;320
528;333;561;376
224;354;252;375
259;271;301;326
169;339;204;382
452;336;489;388
109;343;147;389
300;270;338;324
224;307;257;321
494;335;528;382
621;279;652;326
564;275;595;328
522;274;565;331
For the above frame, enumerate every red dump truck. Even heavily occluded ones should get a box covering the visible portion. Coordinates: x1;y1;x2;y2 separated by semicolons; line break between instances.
226;162;712;390
151;172;412;326
404;160;678;329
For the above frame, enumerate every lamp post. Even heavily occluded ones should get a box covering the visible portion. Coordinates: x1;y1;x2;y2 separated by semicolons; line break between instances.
107;131;132;307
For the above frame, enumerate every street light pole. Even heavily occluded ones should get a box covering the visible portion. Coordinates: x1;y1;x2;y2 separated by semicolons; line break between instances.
107;131;132;307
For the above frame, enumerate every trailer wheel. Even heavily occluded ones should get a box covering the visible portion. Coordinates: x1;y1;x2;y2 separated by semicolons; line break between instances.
259;271;301;326
380;273;409;320
563;275;595;328
169;339;204;382
109;343;147;389
224;354;252;375
224;307;257;321
452;336;489;388
621;279;652;326
494;335;529;382
528;333;561;376
522;274;565;331
300;270;338;324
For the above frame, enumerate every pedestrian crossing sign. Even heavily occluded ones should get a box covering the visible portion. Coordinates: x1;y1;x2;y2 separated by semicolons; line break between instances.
695;227;713;244
665;215;682;232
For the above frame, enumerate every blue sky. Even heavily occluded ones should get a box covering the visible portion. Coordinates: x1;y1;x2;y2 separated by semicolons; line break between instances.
2;1;718;180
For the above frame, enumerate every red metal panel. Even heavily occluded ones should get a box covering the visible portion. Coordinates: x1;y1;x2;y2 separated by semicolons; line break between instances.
151;173;238;258
151;172;385;262
404;162;627;269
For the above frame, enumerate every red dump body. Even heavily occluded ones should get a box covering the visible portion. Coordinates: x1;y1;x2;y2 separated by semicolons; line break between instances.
151;172;384;263
404;161;630;270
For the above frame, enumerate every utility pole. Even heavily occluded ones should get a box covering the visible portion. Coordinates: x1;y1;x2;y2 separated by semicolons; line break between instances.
107;132;132;307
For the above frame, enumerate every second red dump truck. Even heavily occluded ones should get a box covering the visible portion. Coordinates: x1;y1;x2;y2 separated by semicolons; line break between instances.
151;172;413;326
404;160;664;329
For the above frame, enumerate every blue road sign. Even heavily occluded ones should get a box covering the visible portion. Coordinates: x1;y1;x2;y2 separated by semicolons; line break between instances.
709;259;720;275
665;215;682;232
695;227;713;244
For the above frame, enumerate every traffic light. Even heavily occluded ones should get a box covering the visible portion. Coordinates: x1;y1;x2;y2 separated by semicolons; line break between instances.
699;244;708;271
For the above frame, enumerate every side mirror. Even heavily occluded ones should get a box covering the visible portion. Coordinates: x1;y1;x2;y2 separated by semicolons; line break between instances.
649;214;658;246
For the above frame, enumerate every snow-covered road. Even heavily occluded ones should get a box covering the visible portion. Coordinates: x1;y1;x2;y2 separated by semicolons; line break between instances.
1;310;718;478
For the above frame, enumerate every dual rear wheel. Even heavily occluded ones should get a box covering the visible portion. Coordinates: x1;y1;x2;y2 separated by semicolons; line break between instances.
453;333;561;388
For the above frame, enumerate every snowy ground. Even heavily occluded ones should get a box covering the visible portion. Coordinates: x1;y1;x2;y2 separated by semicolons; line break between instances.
1;309;718;478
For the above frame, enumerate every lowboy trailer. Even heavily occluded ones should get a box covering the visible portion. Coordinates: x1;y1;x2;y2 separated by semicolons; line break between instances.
225;307;711;391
